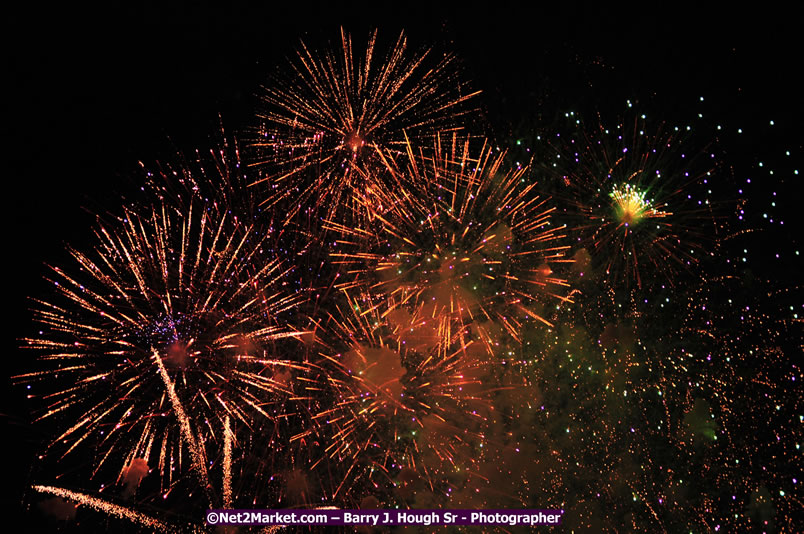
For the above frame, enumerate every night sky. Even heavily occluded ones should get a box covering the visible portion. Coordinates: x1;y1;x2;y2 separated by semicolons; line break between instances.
5;4;801;532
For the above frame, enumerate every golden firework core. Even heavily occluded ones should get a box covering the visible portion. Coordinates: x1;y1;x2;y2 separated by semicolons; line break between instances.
611;183;651;226
344;130;364;153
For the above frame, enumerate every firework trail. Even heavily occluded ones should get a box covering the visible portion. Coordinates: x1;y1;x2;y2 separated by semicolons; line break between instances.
153;348;211;500
222;415;233;510
33;485;186;533
34;483;290;533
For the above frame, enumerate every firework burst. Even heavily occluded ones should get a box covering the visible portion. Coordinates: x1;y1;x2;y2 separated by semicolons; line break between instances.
18;198;308;499
330;135;572;354
14;18;801;534
293;290;491;505
541;107;723;289
249;28;479;224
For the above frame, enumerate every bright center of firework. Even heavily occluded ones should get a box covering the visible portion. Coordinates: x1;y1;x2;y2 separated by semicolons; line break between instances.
610;184;651;226
343;130;365;154
166;340;191;368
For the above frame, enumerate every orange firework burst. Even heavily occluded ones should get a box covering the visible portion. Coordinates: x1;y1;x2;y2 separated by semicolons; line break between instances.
542;108;722;289
17;198;309;494
249;28;479;224
300;290;490;501
330;135;572;354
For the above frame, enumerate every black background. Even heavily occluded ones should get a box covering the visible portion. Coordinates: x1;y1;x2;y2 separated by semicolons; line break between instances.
5;3;801;530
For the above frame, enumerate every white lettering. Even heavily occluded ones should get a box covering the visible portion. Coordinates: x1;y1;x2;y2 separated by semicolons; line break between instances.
343;512;379;525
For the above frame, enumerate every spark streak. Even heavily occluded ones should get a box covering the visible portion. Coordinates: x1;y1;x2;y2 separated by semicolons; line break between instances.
33;485;183;533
